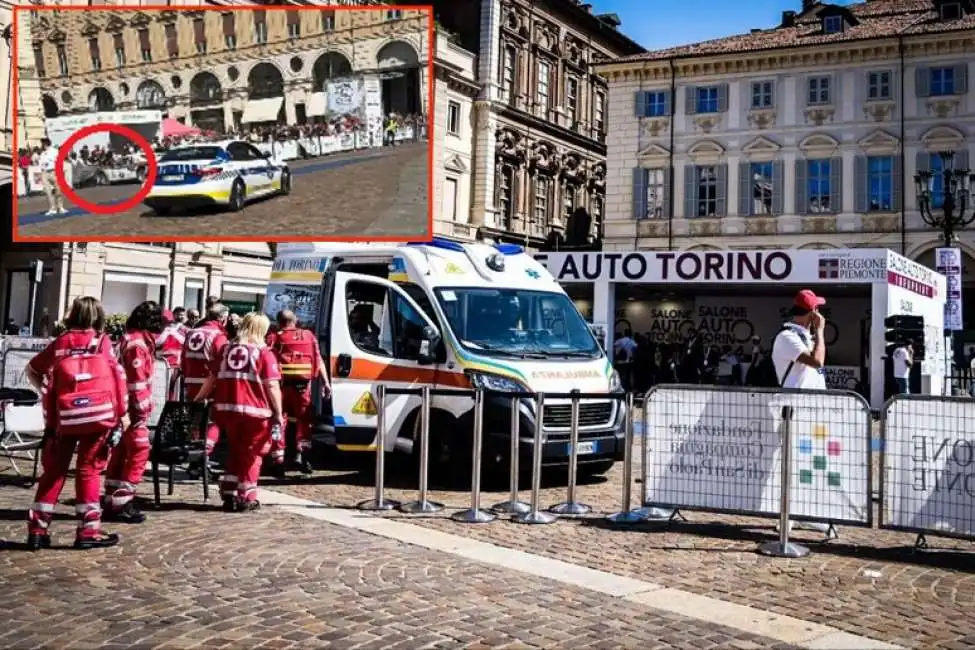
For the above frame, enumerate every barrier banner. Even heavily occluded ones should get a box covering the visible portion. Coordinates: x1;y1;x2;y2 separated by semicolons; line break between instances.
881;396;975;541
301;138;321;157
148;363;171;429
1;348;38;390
643;385;871;525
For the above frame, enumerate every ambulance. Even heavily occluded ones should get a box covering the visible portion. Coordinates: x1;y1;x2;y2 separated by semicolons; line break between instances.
263;239;626;477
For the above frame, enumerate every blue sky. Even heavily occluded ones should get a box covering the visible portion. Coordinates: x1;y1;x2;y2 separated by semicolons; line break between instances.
590;0;855;50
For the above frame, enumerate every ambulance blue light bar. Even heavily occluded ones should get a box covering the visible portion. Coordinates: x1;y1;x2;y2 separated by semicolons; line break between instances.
406;238;466;253
494;243;523;256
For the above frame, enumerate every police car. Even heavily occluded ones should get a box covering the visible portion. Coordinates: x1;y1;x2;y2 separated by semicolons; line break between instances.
143;140;292;215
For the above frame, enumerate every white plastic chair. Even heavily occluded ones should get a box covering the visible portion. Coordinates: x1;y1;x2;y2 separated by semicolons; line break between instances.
0;389;46;485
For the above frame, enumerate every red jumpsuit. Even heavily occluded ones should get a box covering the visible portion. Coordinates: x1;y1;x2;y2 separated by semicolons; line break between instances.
103;330;156;514
26;330;127;541
157;322;186;401
211;342;281;505
266;326;321;462
181;321;228;453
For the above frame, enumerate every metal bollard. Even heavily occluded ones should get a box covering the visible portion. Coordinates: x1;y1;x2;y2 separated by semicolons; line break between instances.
758;405;810;558
451;389;496;523
400;385;443;514
550;390;591;515
608;392;646;523
491;396;531;515
514;393;557;525
634;391;676;521
356;385;400;511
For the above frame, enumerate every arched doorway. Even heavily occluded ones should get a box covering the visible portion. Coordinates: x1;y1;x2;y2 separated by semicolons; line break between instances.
189;72;225;133
376;40;420;116
41;95;58;118
246;63;285;126
313;52;352;91
135;80;167;111
88;87;115;112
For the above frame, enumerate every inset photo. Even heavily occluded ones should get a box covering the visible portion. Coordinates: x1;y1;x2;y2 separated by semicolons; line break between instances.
12;5;432;241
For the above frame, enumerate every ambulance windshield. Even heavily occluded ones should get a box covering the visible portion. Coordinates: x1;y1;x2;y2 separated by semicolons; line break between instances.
434;287;601;359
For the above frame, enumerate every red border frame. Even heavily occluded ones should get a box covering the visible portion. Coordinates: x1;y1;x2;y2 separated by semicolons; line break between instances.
10;4;436;244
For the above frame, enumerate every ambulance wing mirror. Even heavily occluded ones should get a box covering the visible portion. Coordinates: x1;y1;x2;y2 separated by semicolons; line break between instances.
418;324;441;365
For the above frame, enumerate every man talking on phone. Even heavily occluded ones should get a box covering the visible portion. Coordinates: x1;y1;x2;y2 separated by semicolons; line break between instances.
771;289;835;539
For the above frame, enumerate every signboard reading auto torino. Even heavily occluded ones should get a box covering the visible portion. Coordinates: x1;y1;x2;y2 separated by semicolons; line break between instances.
536;249;890;284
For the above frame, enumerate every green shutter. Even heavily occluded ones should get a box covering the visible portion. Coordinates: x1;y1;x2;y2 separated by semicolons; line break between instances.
632;168;648;219
717;84;729;112
635;91;648;117
685;86;697;115
715;164;728;217
892;154;903;212
771;161;784;215
739;161;752;216
662;90;672;116
829;157;842;214
795;160;808;214
954;63;968;95
684;165;697;217
661;168;672;218
915;67;931;98
854;155;869;213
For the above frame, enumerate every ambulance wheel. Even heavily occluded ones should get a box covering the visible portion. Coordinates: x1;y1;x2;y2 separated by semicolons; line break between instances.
429;413;470;487
280;170;292;195
229;179;246;212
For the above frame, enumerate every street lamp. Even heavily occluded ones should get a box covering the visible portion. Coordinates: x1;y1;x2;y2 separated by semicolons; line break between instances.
914;150;975;246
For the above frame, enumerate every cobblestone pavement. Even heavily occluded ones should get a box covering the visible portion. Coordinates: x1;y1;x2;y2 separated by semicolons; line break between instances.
0;475;797;650
268;442;975;650
14;143;428;240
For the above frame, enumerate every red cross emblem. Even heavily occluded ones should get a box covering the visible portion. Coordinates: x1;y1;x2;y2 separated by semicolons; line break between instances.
187;331;206;351
227;345;250;371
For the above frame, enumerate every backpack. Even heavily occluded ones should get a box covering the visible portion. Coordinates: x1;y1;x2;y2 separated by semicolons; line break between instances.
51;336;121;436
747;327;795;388
273;329;316;386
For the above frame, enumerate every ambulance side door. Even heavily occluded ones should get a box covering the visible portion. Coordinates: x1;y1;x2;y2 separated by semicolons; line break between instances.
329;271;441;451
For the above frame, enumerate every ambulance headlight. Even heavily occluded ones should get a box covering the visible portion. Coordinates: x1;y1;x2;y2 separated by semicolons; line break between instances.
609;370;623;393
467;371;525;394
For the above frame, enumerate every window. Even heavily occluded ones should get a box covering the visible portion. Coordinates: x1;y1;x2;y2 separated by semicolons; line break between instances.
500;45;516;101
591;196;603;233
223;13;236;49
808;76;831;104
940;2;962;20
534;176;551;224
254;11;268;45
498;164;514;226
563;185;578;223
33;45;45;78
749;162;774;215
594;90;606;133
929;153;946;209
537;61;551;112
566;76;578;124
823;15;843;33
165;24;178;58
88;38;101;71
194;18;206;54
807;159;832;213
751;81;773;108
867;156;894;212
138;28;151;62
321;10;335;31
930;67;955;96
696;86;719;113
446;101;460;135
443;177;458;221
287;11;301;38
113;33;125;67
867;71;891;100
389;293;431;361
645;169;665;219
346;282;390;357
56;45;68;76
646;91;668;117
386;9;403;20
695;166;718;217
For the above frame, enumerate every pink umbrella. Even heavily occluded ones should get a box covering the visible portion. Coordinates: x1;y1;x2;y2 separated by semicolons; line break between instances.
161;118;201;138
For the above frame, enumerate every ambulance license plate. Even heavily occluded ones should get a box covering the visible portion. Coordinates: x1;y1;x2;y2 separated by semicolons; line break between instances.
571;441;595;455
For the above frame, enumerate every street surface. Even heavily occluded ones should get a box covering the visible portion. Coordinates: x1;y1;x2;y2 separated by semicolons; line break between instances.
14;143;428;240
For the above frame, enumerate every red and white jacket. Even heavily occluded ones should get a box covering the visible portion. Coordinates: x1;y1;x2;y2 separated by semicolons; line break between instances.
156;322;187;370
181;321;228;399
118;329;156;426
211;342;281;422
266;326;320;384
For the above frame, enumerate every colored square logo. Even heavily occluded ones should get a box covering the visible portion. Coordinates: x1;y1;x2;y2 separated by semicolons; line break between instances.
827;472;841;487
813;424;828;440
827;440;841;456
799;469;813;484
813;455;827;470
798;438;813;455
818;258;839;280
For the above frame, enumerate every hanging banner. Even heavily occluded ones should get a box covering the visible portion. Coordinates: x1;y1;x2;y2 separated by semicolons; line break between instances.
326;77;365;118
936;247;964;331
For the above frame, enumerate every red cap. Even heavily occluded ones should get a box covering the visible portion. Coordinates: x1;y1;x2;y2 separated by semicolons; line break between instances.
794;289;826;311
161;309;174;323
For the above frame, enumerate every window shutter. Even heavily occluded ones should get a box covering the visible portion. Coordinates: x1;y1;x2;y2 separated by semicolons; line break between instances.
954;63;968;95
771;161;784;215
769;80;776;108
892;154;903;212
223;13;235;36
956;149;970;172
739;162;752;216
632;168;648;219
804;77;813;106
915;150;931;174
854;155;869;213
827;74;836;104
915;67;931;98
685;86;697;115
138;29;150;51
795;160;808;214
715;164;728;217
662;90;672;116
634;91;648;117
661;168;672;218
717;83;729;112
194;19;205;44
684;165;697;217
113;33;124;50
829;157;843;213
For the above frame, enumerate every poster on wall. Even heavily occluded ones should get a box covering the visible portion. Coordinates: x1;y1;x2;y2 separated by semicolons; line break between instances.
936;248;964;331
264;284;321;329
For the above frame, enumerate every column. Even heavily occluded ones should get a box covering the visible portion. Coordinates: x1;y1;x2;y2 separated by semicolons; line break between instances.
726;154;740;216
592;280;616;353
284;93;298;125
783;151;797;214
468;103;497;227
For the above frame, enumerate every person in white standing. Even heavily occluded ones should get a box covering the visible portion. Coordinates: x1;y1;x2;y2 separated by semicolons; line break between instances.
770;289;836;539
891;343;913;395
38;138;68;216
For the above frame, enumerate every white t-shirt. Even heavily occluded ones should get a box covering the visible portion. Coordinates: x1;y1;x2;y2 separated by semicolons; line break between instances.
771;324;826;390
892;346;911;379
614;336;637;362
38;146;59;172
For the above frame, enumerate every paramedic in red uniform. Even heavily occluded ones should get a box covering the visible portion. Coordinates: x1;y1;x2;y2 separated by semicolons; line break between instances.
266;310;331;474
24;297;127;550
194;312;284;512
156;309;186;400
181;303;229;455
103;301;165;524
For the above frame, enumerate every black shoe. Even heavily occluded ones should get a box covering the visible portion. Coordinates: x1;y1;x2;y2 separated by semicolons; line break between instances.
268;463;286;480
221;497;237;513
73;532;120;550
26;533;51;551
240;500;261;512
294;453;313;475
103;502;146;524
